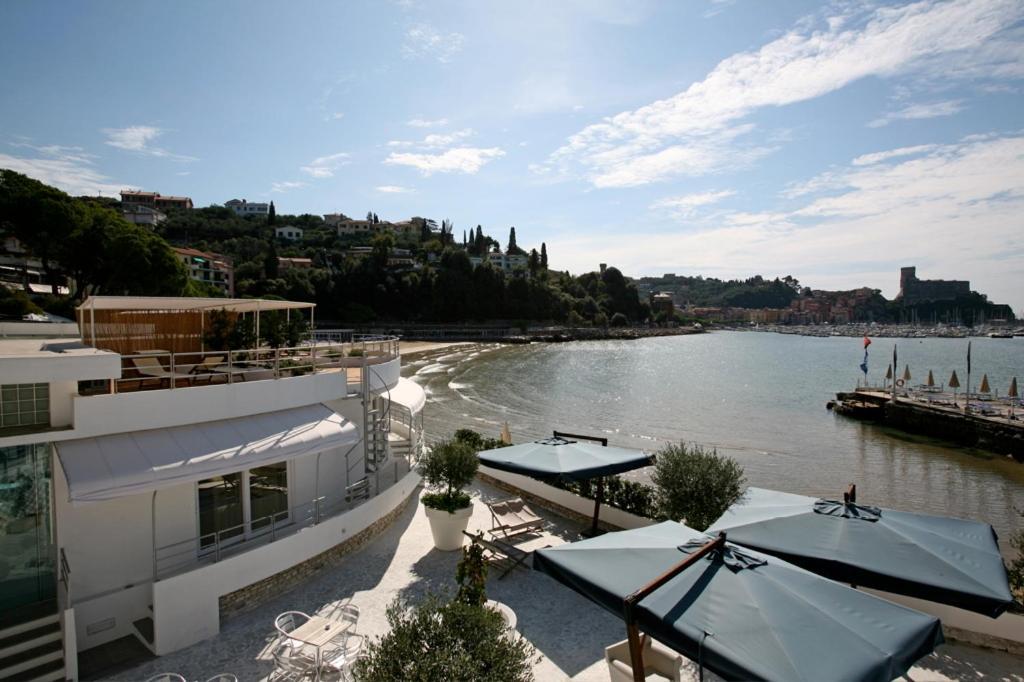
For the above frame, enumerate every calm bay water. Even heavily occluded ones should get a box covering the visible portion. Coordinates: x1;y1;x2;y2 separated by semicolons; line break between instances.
404;331;1024;548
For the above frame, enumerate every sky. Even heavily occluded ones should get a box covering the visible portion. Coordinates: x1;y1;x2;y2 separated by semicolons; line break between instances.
1;0;1022;312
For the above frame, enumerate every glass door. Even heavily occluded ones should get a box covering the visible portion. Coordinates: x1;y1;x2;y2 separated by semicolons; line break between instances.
197;472;244;551
0;443;55;612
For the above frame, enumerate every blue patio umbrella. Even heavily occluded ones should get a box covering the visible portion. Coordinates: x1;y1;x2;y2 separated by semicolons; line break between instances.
477;432;653;534
534;521;943;682
707;487;1013;617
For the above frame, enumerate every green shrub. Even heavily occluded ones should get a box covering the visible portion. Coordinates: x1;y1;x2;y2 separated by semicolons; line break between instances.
1009;526;1024;601
557;475;659;520
353;596;536;682
610;312;628;327
348;348;365;357
453;428;509;452
455;541;488;607
419;438;478;512
651;443;745;531
0;288;41;318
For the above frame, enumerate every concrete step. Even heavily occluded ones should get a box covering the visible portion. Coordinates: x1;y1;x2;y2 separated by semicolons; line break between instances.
0;638;62;679
131;616;155;653
0;602;58;639
0;620;61;660
3;657;64;682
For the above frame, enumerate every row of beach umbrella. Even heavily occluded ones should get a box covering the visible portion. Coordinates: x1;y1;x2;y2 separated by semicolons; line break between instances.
476;435;1014;682
885;364;1019;397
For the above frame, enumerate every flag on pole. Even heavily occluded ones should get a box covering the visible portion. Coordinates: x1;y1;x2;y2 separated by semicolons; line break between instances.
967;341;972;374
859;337;870;377
863;336;872;349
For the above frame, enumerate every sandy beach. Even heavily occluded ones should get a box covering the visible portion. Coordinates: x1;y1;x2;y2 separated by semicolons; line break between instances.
399;340;473;358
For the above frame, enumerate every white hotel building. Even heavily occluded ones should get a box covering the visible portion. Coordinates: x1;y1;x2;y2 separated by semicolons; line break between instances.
0;297;425;680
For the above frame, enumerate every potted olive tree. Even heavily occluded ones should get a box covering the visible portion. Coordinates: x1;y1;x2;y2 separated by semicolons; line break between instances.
420;438;478;550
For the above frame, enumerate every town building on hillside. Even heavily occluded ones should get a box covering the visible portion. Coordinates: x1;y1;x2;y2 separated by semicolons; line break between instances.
120;190;193;211
275;226;303;241
333;219;418;238
335;220;376;236
172;247;234;295
121;204;166;228
322;213;349;227
0;237;71;295
278;257;313;270
469;251;530;275
224;199;269;218
649;292;674;316
898;266;969;304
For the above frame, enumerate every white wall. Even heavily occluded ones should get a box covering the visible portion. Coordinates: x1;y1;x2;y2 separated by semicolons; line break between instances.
151;469;421;655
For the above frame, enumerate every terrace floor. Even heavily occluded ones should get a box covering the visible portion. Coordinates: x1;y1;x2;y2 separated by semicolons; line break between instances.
112;480;1023;682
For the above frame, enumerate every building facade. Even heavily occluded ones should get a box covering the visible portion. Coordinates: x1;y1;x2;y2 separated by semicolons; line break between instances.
224;199;269;218
275;226;303;241
120;191;193;211
121;204;167;228
0;298;424;679
171;247;235;296
898;267;970;305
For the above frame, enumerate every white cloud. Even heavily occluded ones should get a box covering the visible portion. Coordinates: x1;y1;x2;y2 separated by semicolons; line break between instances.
549;134;1024;312
327;112;345;121
545;0;1024;188
407;118;449;128
851;144;941;166
867;99;965;127
403;24;465;63
300;152;350;178
271;180;306;193
375;185;415;193
102;125;196;161
0;144;124;196
389;129;474;149
384;147;505;175
651;189;735;217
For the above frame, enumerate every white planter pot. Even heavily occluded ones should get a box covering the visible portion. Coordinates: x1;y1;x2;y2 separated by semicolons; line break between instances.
424;503;473;551
486;600;517;630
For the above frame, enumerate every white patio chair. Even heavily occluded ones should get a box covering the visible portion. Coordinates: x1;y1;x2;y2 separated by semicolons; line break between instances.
605;635;684;682
322;633;364;679
204;675;239;682
323;603;359;631
271;639;317;681
145;674;187;682
275;610;312;649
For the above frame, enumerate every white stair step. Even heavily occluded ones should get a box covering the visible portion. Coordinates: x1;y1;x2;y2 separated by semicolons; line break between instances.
0;641;62;678
0;614;58;642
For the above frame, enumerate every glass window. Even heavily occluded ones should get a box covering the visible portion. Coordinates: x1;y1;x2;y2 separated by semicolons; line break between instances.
197;462;288;551
198;473;243;549
0;384;49;433
249;463;288;531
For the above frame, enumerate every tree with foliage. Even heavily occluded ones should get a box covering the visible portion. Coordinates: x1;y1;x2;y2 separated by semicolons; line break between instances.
353;596;536;682
540;242;548;269
651;443;745;531
267;200;276;225
507;226;526;255
419;438;478;513
455;542;489;607
264;238;279;278
528;249;540;276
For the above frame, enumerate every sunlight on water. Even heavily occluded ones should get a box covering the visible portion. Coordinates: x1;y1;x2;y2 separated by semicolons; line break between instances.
406;334;1024;549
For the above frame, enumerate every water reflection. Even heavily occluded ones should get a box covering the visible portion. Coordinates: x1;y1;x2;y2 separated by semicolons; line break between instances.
408;333;1024;549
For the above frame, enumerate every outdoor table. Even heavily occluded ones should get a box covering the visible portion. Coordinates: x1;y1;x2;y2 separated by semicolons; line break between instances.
287;615;349;681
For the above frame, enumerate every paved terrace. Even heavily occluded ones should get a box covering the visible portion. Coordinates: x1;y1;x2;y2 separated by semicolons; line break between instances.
114;481;1023;681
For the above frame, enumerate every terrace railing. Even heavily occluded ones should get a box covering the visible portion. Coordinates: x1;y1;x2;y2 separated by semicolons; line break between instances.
99;336;400;394
153;451;415;580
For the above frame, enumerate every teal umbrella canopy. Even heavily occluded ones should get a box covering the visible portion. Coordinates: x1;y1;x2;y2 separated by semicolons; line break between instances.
477;436;653;482
534;521;943;682
708;487;1013;617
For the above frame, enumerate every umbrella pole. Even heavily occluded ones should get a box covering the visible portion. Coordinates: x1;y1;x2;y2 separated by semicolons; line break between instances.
589;477;605;536
622;533;727;682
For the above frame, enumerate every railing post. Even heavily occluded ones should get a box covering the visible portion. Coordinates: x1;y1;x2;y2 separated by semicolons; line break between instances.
228;351;234;384
274;347;280;377
169;352;175;389
215;533;221;562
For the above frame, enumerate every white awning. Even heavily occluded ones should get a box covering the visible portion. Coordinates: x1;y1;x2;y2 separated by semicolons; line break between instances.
388;377;426;415
77;295;315;314
56;404;359;504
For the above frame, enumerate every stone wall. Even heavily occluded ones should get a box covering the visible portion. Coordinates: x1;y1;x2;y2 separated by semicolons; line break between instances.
218;488;417;621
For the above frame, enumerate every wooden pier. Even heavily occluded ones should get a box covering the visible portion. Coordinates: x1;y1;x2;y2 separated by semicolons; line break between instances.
832;389;1024;461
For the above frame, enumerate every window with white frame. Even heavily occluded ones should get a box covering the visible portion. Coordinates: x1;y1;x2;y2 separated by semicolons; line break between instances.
0;383;49;431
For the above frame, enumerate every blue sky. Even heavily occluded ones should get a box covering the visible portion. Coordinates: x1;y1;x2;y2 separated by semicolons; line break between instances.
2;0;1022;312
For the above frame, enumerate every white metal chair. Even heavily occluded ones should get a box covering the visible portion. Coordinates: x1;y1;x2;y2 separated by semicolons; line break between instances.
145;674;187;682
204;675;239;682
321;633;364;679
271;639;317;681
275;610;313;653
605;636;685;681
